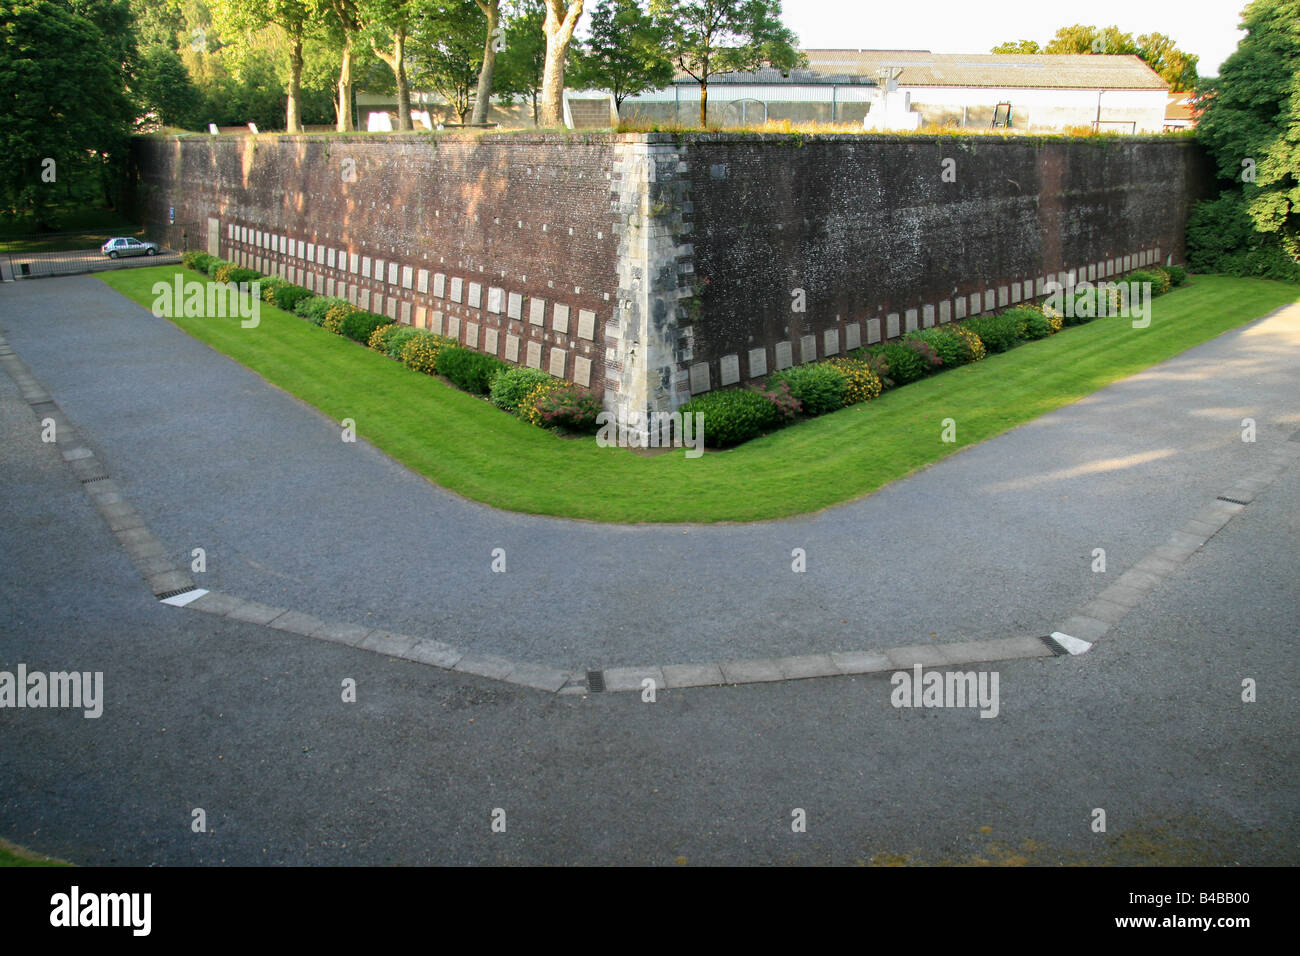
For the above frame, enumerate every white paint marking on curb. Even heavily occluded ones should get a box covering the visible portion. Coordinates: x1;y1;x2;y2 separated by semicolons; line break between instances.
1050;631;1093;655
162;588;208;607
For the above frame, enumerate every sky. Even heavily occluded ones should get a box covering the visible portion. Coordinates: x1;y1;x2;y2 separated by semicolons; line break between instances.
775;0;1250;75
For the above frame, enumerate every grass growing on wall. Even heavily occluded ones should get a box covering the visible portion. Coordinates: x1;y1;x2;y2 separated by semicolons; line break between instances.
99;268;1298;523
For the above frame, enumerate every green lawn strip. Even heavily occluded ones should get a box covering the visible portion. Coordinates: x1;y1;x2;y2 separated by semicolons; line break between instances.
0;837;72;867
97;269;1299;523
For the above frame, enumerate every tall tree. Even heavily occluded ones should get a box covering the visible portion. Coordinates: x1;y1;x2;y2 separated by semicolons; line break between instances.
366;0;417;129
0;0;135;223
652;0;802;127
407;0;482;123
1195;0;1300;262
211;0;319;132
134;45;204;128
538;0;583;127
470;0;500;124
324;0;363;129
573;0;672;110
494;0;547;123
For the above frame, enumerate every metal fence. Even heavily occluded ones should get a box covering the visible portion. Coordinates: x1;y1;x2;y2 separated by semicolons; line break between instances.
0;226;188;281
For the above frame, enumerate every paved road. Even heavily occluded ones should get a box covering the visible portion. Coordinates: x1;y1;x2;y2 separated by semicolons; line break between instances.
0;275;1297;864
1;276;1296;670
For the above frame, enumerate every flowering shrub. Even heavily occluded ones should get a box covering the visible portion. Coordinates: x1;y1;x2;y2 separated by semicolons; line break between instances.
767;363;847;416
951;325;986;362
213;263;235;284
872;342;928;384
322;302;353;334
400;331;454;375
755;378;801;421
260;276;286;303
519;379;565;426
826;357;883;404
534;383;603;432
906;329;967;368
961;315;1019;353
490;367;552;414
368;322;403;352
1149;267;1174;294
1002;307;1052;340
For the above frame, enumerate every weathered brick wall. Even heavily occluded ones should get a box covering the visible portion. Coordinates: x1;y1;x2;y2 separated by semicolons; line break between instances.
132;132;625;395
132;130;1211;420
678;133;1212;393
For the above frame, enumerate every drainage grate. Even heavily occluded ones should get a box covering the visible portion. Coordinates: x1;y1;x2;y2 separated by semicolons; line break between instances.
1216;495;1249;506
586;669;606;693
1040;635;1070;656
80;475;110;483
156;586;197;600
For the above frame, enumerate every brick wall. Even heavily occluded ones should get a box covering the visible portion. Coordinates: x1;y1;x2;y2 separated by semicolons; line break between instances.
132;132;625;395
132;130;1211;426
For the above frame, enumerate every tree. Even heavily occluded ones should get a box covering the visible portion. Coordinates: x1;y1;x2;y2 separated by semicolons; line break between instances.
992;23;1200;91
990;40;1040;54
211;0;319;132
134;45;204;128
324;0;363;129
573;0;672;110
652;0;803;127
494;0;547;123
1193;0;1300;274
470;0;500;124
0;0;135;224
407;0;482;123
365;0;418;130
538;0;583;127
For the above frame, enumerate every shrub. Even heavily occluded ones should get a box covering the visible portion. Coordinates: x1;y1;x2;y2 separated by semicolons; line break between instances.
753;378;802;421
826;357;883;404
321;302;354;334
1186;193;1300;282
870;342;927;384
182;251;214;273
518;379;565;426
341;310;392;345
213;262;235;284
296;295;347;325
272;284;313;312
204;258;227;278
400;331;456;375
1125;269;1164;295
491;367;554;414
1164;264;1187;286
767;362;847;416
1148;267;1174;294
951;325;986;362
961;314;1019;353
368;322;404;353
435;346;508;394
228;267;260;285
259;276;286;303
907;328;967;367
1002;306;1052;340
677;388;780;448
533;383;603;432
384;326;421;360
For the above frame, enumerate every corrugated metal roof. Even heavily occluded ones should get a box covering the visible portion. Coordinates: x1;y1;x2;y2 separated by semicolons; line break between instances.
679;50;1168;90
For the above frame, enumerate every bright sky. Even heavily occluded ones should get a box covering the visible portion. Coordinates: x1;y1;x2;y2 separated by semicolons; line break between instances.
776;0;1249;75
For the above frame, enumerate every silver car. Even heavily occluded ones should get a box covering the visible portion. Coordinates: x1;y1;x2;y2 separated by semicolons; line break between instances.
101;237;160;259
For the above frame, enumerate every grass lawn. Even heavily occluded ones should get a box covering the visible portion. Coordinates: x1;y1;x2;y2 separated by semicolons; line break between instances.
98;268;1299;523
0;838;70;867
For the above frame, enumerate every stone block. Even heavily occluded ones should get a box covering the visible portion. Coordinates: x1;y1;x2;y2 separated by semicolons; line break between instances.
578;309;596;340
446;314;460;339
417;269;429;293
526;340;542;368
433;273;446;298
483;327;498;354
548;347;566;377
464;321;479;349
748;348;767;378
939;300;951;323
430;310;444;335
529;298;546;326
823;328;840;356
867;318;881;343
553;303;570;333
486;286;503;313
844;322;861;350
469;282;483;309
574;355;592;386
775;341;793;369
450;277;463;303
886;313;900;338
507;292;523;320
689;362;710;393
905;308;918;332
719;353;740;385
800;334;817;363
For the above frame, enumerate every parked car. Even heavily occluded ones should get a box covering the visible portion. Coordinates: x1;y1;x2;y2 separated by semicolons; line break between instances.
101;237;159;259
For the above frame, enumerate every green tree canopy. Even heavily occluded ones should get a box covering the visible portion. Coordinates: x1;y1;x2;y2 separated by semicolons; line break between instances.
991;23;1200;91
651;0;803;127
572;0;672;109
